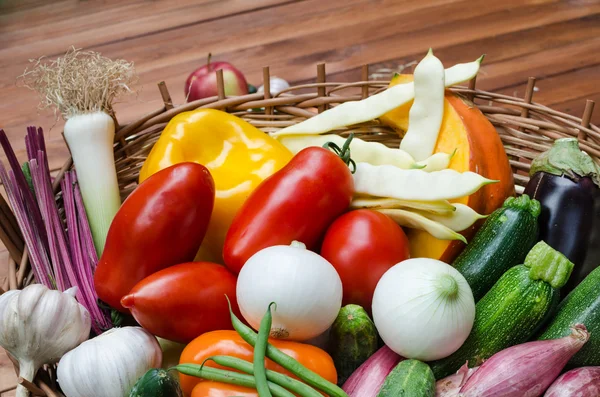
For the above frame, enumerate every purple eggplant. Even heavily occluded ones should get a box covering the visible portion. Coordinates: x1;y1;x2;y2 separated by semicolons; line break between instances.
524;138;600;295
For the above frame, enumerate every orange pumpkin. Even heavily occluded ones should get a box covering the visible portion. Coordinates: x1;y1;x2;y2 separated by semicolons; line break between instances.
380;75;515;262
179;330;337;396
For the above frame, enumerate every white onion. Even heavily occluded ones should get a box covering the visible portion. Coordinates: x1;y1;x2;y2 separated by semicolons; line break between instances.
258;77;290;96
236;241;342;341
372;258;475;361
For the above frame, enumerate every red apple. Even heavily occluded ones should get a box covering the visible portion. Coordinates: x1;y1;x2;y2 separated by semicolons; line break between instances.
185;54;249;102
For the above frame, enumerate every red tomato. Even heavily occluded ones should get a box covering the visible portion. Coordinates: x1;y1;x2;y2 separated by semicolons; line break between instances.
121;262;240;343
94;163;214;312
223;146;354;274
321;210;410;312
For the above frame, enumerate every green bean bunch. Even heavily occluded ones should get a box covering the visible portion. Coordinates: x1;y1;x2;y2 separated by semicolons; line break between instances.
172;297;348;397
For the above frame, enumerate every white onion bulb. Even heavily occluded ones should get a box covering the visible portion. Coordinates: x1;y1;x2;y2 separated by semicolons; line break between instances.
372;258;475;361
258;77;290;96
237;241;342;341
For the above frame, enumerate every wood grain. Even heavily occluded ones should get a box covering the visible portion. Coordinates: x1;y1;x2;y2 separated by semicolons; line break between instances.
0;0;599;393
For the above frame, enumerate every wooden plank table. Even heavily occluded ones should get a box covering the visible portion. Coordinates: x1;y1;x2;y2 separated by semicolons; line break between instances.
1;0;599;394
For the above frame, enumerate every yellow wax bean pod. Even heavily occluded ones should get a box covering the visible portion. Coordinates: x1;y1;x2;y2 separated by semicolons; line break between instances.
279;134;454;171
415;203;487;232
353;162;497;201
271;56;483;137
414;150;456;172
400;49;445;162
351;197;456;215
279;134;416;168
376;209;467;243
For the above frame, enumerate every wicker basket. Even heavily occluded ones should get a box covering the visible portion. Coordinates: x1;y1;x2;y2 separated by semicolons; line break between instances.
0;64;598;396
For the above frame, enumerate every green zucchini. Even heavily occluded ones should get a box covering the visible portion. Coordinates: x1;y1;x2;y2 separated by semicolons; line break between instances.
453;195;540;301
328;304;379;385
129;368;183;397
429;241;573;379
538;266;600;367
377;359;435;397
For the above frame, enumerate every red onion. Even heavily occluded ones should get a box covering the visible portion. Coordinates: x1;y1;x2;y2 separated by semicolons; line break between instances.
436;363;479;396
342;345;402;396
544;367;600;397
459;324;589;397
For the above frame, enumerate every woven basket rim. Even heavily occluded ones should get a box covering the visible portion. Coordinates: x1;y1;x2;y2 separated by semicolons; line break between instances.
0;69;597;395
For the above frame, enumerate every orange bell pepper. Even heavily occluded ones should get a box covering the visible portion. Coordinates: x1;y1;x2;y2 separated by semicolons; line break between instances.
191;382;257;397
179;330;337;396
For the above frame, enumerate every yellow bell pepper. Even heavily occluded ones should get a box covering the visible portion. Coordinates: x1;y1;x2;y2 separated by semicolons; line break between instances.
139;109;293;262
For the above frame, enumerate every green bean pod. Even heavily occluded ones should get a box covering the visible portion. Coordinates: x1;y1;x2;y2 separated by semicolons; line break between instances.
208;356;322;397
226;297;348;397
173;364;294;397
255;303;276;397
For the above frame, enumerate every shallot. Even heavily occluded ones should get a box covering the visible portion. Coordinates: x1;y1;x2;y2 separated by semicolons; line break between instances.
544;366;600;397
459;324;590;397
342;345;402;397
435;364;478;397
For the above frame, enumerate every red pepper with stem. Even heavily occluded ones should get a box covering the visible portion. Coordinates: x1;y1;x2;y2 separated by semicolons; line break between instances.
223;135;356;274
121;262;240;343
95;163;214;312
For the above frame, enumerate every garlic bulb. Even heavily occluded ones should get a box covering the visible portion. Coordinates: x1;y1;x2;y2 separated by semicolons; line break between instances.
57;326;162;397
0;285;91;397
258;77;290;96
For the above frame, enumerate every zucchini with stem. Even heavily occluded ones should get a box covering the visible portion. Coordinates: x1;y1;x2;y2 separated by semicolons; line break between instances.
453;195;541;301
538;266;600;367
429;241;574;379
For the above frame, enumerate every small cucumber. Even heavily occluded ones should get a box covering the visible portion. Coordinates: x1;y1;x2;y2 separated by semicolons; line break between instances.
539;266;600;367
429;241;573;379
328;304;379;385
129;368;182;397
377;359;435;397
453;195;540;301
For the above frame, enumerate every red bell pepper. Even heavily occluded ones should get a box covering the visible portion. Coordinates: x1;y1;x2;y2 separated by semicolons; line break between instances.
94;163;214;312
121;262;241;343
223;138;355;274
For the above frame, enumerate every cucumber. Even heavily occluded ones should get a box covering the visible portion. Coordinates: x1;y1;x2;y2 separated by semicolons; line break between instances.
328;304;379;385
377;359;435;397
453;195;540;301
129;368;183;397
429;241;573;379
538;266;600;367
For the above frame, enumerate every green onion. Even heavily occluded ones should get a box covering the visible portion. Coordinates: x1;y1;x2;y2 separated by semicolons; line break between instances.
21;48;136;255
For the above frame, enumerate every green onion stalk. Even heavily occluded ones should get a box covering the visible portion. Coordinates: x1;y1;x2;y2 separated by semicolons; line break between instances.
21;48;137;255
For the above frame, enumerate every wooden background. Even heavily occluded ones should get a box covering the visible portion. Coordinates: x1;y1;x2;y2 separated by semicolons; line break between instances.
1;0;599;394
